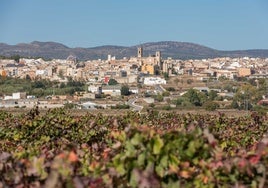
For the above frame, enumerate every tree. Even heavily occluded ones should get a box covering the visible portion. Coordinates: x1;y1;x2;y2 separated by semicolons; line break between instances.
66;77;84;87
187;89;200;106
25;74;31;81
204;101;219;111
173;98;185;106
11;55;20;63
60;83;66;88
231;100;239;109
64;102;77;109
187;79;193;84
162;91;170;97
108;78;118;85
121;85;130;96
232;84;260;110
183;89;205;106
33;80;46;89
208;90;218;101
31;88;44;97
163;72;169;80
154;94;163;102
111;104;130;109
166;87;175;92
149;103;155;108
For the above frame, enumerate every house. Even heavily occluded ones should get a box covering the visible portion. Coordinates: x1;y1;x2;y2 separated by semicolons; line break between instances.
88;85;102;94
215;69;237;80
102;85;122;96
238;68;251;77
144;77;166;85
12;92;27;99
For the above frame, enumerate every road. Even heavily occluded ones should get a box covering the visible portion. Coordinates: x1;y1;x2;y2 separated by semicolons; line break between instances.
127;98;143;112
154;84;166;93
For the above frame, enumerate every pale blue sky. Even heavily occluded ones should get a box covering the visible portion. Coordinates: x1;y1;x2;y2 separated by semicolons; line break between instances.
0;0;267;50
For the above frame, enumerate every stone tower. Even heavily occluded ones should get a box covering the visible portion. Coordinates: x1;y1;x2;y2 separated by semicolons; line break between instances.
155;51;161;66
137;47;143;58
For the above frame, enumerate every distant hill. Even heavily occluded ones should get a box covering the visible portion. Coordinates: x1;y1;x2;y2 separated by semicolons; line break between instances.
0;41;268;60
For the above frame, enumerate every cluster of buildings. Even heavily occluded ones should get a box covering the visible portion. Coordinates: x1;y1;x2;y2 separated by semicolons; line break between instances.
165;57;268;80
1;48;268;85
0;47;268;109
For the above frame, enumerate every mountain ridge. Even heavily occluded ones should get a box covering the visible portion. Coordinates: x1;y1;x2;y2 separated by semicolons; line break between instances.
0;41;268;60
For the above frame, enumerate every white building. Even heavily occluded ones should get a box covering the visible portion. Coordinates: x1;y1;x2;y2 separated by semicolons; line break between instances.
143;77;166;85
3;95;13;100
102;85;121;96
12;92;26;99
129;87;139;94
88;85;102;94
36;70;46;76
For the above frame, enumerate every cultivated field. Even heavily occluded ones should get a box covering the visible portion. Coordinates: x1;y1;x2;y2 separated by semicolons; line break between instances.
0;107;267;187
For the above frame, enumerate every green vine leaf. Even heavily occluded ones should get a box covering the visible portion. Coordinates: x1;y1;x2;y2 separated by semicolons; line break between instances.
153;135;164;155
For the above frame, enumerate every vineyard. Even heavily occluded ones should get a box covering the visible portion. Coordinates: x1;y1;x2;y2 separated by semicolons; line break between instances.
0;107;268;187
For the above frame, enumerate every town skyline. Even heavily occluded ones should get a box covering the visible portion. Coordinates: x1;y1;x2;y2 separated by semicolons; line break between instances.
1;0;268;50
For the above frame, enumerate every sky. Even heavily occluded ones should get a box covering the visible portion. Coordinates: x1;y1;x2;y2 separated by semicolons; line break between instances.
0;0;268;50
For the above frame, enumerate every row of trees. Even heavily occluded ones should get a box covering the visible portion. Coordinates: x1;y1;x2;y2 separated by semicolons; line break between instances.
0;76;85;97
0;55;21;62
0;76;133;98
